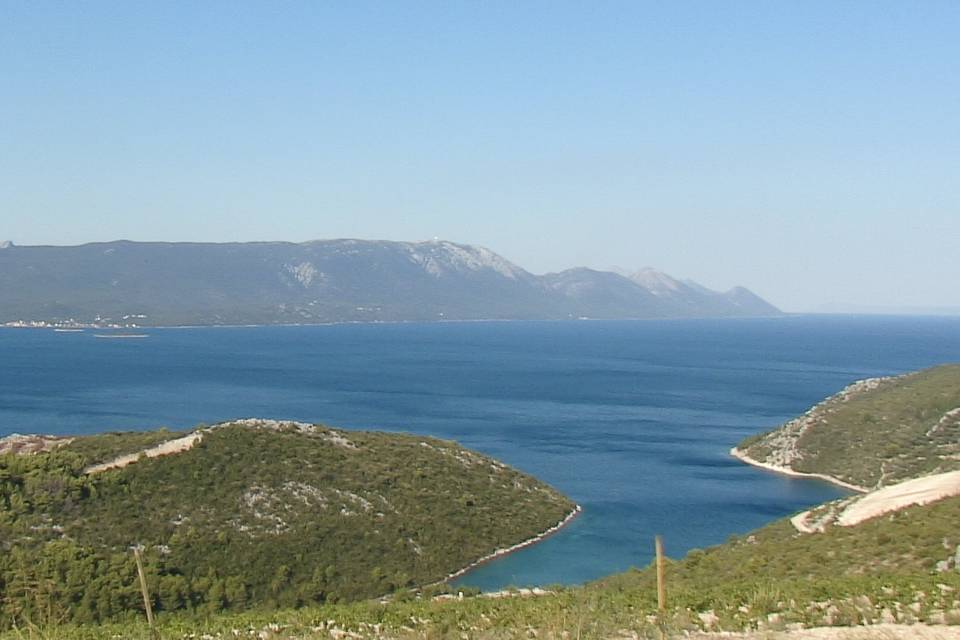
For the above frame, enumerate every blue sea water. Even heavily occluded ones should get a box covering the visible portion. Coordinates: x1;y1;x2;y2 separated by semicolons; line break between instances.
2;315;959;589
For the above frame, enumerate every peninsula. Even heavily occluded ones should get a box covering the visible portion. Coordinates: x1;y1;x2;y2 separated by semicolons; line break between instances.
0;420;576;626
733;364;960;491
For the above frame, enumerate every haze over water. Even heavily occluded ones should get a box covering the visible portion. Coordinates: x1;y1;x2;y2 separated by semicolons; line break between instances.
3;315;959;589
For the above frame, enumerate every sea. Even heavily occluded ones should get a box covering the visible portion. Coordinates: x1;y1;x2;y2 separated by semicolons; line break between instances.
2;314;959;590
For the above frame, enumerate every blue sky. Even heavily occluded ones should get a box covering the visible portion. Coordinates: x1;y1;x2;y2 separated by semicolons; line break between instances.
1;2;957;311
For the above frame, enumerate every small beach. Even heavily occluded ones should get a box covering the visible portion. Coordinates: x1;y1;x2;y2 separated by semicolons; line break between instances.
730;447;867;493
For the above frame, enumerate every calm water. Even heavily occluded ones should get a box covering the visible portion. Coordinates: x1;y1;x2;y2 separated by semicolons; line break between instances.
2;315;959;589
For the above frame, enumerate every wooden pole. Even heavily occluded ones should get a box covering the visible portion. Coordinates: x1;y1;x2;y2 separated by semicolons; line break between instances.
133;547;155;629
655;535;666;613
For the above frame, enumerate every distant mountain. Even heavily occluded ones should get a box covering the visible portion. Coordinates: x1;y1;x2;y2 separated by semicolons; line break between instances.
625;267;778;316
541;268;663;318
0;239;780;326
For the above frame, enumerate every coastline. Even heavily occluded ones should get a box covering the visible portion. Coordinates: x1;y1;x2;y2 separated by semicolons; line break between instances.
440;504;583;586
1;314;793;332
730;447;867;493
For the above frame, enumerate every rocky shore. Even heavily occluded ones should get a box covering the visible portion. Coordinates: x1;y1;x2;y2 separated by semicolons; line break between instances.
442;504;583;584
730;446;868;493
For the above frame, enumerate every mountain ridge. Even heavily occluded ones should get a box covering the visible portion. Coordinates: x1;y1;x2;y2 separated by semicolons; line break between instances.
0;239;780;326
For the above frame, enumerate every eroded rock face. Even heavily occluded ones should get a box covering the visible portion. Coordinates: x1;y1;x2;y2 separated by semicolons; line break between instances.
223;419;358;449
738;365;960;496
0;434;73;455
744;376;898;471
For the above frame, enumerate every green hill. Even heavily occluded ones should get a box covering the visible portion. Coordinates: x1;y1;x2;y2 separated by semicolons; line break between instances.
9;496;957;639
0;420;576;628
5;366;960;638
735;364;960;490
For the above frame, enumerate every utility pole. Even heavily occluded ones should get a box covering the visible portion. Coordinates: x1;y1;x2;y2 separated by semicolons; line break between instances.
133;546;156;630
655;535;666;612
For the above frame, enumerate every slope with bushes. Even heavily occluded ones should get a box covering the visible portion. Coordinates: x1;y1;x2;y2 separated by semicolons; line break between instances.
5;365;960;638
735;364;960;489
0;420;576;628
5;496;959;639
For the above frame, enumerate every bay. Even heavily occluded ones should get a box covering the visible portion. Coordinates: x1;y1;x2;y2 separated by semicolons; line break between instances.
2;315;959;590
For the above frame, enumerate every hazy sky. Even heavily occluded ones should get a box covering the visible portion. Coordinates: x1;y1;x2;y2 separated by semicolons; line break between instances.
2;2;957;312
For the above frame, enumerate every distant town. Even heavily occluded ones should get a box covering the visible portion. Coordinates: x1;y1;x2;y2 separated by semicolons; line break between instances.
2;314;146;330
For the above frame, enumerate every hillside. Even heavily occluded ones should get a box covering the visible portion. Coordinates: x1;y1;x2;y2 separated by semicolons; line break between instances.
10;496;958;639
0;420;576;627
734;364;960;490
6;368;960;638
4;370;960;638
0;239;780;326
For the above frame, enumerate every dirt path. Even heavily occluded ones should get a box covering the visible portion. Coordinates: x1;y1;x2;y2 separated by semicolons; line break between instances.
83;431;204;474
789;469;960;532
837;470;960;526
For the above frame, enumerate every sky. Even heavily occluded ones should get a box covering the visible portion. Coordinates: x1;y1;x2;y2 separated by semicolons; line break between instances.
1;2;958;312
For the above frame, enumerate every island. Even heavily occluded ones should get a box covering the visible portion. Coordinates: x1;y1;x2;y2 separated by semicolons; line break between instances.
0;239;780;327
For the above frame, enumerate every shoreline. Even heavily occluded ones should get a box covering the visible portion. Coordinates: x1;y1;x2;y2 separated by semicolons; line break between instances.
1;315;794;332
439;504;583;586
5;314;959;334
730;447;867;493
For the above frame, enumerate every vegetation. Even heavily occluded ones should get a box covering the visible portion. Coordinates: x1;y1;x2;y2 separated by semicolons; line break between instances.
615;495;960;592
4;497;959;638
739;364;960;488
0;421;575;629
4;365;960;638
62;429;184;464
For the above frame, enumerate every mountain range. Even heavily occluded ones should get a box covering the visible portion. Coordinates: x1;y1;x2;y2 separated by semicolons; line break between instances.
0;239;779;326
